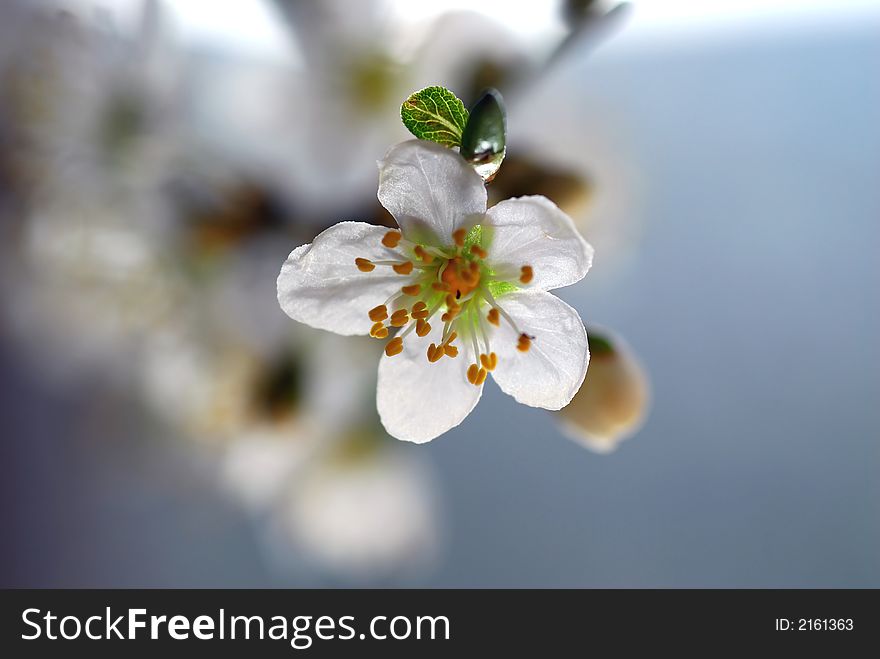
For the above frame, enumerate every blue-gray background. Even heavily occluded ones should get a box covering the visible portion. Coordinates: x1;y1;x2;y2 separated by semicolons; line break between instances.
3;11;879;587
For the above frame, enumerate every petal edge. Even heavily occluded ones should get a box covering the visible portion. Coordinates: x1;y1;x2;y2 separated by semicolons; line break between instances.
484;195;593;291
277;221;407;336
490;291;589;410
377;320;482;443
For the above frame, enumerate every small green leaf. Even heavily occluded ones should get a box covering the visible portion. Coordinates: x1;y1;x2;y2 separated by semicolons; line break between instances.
400;86;469;147
460;88;507;180
487;280;519;298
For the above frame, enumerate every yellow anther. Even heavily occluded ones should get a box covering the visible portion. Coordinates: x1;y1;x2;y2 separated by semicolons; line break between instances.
382;230;402;248
427;343;444;363
371;323;389;340
401;284;421;296
520;265;534;284
487;308;500;326
369;321;385;337
355;257;375;272
390;309;409;327
480;352;498;371
369;305;388;322
470;245;487;259
466;363;487;385
416;318;431;337
452;227;467;247
393;261;414;275
517;333;531;352
385;336;404;357
441;309;460;323
411;301;429;319
414;245;433;263
446;331;458;344
444;344;459;358
443;301;460;318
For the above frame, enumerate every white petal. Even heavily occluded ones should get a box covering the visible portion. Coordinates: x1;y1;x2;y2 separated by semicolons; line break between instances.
277;222;408;336
490;291;589;410
377;320;481;443
484;196;594;291
377;140;487;247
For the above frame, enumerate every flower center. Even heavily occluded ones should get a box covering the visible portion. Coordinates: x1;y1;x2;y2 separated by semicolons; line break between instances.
440;257;480;299
356;228;534;385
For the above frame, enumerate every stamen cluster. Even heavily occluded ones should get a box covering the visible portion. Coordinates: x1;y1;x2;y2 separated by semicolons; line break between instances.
356;228;533;386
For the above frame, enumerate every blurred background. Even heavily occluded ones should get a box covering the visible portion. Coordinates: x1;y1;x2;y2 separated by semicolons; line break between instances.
1;0;878;587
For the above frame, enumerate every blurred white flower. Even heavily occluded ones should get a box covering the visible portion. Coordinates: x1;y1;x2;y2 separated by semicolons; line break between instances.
24;0;184;205
6;196;180;381
139;327;257;441
133;278;445;582
140;327;325;512
140;322;374;442
214;335;381;512
219;417;327;514
278;140;594;442
556;328;650;453
190;0;534;220
0;1;191;382
269;440;441;581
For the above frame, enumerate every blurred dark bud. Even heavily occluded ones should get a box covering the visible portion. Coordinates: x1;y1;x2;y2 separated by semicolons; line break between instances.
562;0;602;26
562;0;631;30
489;153;592;219
173;181;290;255
252;351;304;423
460;88;506;181
143;337;315;447
557;327;650;453
460;54;532;102
462;58;509;102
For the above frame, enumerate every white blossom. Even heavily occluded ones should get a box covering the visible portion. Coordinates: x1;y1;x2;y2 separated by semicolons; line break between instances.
270;445;441;581
278;140;594;442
